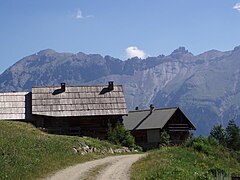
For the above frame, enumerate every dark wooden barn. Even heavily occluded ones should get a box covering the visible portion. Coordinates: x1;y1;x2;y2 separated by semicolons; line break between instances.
123;106;196;149
31;82;128;139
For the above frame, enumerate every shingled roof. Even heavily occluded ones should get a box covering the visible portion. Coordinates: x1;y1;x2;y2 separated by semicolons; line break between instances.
123;107;195;130
0;92;32;120
32;82;128;117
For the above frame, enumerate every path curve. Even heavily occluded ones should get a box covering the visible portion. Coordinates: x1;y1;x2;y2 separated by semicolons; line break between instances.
44;154;145;180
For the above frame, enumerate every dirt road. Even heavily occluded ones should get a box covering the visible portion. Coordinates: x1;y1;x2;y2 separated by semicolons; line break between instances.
44;154;145;180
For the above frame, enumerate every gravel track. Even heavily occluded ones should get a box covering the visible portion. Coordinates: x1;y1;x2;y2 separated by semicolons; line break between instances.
44;154;145;180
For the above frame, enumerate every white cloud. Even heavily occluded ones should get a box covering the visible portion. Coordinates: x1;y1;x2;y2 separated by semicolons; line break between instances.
74;9;93;20
233;2;240;12
125;46;146;59
76;9;83;19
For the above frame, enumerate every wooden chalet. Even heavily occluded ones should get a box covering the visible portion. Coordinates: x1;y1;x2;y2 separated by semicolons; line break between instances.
31;82;128;139
0;92;32;120
123;106;195;149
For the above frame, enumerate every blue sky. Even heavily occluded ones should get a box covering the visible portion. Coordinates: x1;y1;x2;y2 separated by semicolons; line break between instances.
1;0;240;73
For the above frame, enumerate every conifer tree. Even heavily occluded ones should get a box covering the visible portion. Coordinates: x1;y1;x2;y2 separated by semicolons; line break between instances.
210;124;226;146
225;119;240;151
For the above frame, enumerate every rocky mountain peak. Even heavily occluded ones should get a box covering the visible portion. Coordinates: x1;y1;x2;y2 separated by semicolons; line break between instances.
37;49;57;56
171;46;189;55
233;45;240;53
169;47;194;60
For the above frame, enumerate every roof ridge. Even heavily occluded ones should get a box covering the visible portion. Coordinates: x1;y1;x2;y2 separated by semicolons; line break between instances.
0;92;30;94
32;85;123;88
129;106;178;113
154;107;178;110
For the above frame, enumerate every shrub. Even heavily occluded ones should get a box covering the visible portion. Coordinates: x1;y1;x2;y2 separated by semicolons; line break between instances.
107;122;136;148
184;137;212;155
192;141;211;155
160;130;170;146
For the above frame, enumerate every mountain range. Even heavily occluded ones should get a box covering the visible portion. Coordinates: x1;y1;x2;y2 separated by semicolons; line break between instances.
0;46;240;135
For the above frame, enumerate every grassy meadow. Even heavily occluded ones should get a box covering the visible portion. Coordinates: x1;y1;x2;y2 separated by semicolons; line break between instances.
0;121;120;180
131;140;240;179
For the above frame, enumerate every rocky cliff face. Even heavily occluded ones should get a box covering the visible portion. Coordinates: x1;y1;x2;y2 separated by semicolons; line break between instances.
0;46;239;135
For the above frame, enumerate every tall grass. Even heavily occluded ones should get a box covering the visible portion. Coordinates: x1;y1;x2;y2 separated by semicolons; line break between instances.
0;121;118;180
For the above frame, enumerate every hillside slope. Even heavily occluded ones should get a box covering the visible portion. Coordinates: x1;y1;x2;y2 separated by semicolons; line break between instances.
0;121;121;180
0;46;239;135
131;143;240;179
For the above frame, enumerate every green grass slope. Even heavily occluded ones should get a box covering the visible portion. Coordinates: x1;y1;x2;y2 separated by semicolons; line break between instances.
0;121;120;180
131;141;240;179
